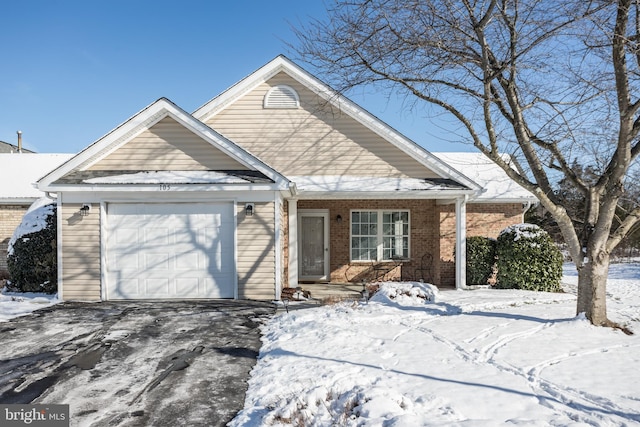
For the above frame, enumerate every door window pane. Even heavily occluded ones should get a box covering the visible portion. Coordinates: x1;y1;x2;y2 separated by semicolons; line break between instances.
301;216;325;276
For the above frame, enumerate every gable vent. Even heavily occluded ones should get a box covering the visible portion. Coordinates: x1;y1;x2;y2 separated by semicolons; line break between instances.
264;85;300;109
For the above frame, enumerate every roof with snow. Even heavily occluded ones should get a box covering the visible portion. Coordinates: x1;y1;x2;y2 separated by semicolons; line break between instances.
60;170;273;185
433;152;537;202
289;175;468;198
0;153;74;202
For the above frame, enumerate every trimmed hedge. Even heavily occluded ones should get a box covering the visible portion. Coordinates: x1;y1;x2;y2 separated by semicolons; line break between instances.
466;236;497;286
495;223;563;292
7;204;57;294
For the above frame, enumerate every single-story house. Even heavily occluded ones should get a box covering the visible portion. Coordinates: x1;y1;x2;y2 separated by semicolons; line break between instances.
37;55;536;301
0;153;74;275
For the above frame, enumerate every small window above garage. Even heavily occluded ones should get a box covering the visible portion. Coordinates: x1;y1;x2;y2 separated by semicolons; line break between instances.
263;85;300;109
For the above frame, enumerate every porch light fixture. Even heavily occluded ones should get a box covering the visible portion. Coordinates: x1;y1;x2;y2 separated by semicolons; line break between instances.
336;214;342;223
79;204;91;217
245;203;254;216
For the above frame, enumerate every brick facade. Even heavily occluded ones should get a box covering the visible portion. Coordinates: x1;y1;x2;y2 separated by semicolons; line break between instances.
284;200;523;288
291;199;441;284
0;204;30;275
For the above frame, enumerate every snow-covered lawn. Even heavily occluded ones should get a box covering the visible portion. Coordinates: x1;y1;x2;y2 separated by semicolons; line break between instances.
0;287;59;322
232;264;640;426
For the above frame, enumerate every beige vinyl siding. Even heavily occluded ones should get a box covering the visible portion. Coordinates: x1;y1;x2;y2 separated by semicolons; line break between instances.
207;72;439;178
89;117;249;171
236;202;275;299
60;203;101;300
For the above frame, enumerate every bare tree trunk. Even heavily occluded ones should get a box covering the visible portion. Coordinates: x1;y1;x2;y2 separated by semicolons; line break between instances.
577;251;610;326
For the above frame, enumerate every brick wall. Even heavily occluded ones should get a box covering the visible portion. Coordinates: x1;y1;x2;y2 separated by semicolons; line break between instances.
293;199;441;284
439;203;524;286
283;200;524;288
0;204;30;274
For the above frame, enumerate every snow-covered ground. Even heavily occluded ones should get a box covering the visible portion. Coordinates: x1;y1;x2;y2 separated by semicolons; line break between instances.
0;288;59;322
232;264;640;426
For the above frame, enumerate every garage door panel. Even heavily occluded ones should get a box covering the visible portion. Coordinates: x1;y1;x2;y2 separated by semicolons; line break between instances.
115;228;139;244
107;203;235;299
145;253;169;270
113;253;140;270
144;228;169;245
175;252;199;270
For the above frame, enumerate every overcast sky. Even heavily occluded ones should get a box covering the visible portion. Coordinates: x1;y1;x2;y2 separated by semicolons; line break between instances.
0;0;469;153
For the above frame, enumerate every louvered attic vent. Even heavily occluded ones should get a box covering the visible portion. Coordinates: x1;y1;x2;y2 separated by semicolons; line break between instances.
264;85;300;109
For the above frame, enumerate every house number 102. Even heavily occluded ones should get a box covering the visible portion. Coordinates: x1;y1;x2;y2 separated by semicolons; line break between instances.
159;184;171;191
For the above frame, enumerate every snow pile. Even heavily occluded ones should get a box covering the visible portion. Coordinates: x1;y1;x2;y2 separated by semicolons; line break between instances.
7;198;55;256
370;281;438;306
499;223;545;241
232;264;640;426
0;289;59;322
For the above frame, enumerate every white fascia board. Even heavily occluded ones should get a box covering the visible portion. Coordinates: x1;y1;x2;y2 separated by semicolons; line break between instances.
60;190;280;204
470;196;538;204
193;56;481;192
43;183;289;194
0;198;38;204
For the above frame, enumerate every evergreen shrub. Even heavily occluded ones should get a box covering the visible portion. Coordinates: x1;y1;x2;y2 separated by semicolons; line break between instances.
7;203;57;293
466;236;497;286
495;223;563;292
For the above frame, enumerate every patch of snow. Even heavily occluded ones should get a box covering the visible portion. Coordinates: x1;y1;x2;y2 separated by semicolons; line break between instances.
84;171;250;184
7;198;55;256
232;264;640;426
499;223;545;241
0;288;59;322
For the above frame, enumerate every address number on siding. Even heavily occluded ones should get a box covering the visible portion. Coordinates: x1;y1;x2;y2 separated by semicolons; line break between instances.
159;184;171;191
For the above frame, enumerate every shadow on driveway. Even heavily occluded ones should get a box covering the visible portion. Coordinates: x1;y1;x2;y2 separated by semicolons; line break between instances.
0;300;274;426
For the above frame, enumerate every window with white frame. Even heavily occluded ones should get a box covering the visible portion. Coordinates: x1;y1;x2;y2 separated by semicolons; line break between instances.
351;210;409;261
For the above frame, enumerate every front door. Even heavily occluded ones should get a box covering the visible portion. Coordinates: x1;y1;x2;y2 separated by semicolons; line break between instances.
298;210;329;281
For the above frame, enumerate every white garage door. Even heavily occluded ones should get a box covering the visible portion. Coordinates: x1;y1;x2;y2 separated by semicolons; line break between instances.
106;203;235;299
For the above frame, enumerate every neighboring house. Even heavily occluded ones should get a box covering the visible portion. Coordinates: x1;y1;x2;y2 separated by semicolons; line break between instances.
0;140;35;153
37;56;537;301
0;153;74;275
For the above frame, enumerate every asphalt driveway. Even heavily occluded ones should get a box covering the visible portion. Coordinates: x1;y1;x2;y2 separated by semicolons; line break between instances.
0;300;274;426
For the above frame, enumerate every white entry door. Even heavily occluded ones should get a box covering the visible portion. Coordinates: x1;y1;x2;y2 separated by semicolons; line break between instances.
106;203;235;299
298;210;329;281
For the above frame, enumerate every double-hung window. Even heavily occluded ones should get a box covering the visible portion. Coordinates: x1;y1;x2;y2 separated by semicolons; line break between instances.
351;210;409;261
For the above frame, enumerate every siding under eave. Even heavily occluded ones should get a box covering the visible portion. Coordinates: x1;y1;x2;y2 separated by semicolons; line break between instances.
207;72;440;179
88;117;249;171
